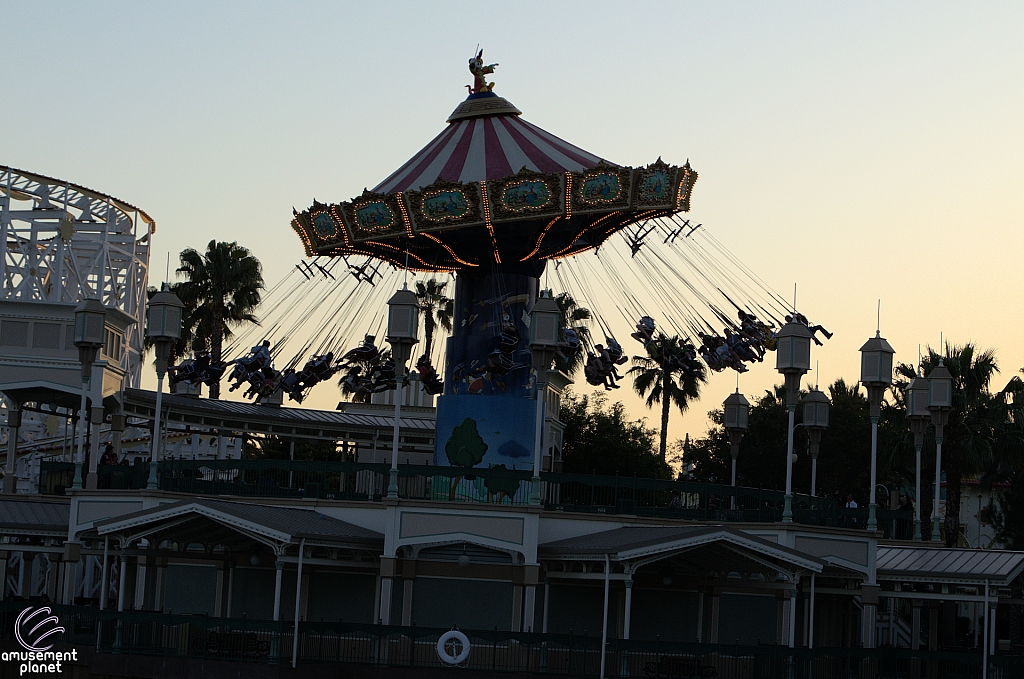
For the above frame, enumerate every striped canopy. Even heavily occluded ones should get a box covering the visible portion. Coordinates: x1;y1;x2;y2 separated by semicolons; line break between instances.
373;94;610;195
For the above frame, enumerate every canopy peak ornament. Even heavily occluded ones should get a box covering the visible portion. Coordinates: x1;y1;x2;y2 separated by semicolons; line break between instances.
468;48;498;94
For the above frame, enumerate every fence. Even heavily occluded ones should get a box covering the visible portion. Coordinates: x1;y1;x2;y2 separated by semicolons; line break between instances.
1;604;1020;677
37;460;913;536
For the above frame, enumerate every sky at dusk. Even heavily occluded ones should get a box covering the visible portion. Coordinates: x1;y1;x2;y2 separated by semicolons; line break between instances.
3;1;1023;448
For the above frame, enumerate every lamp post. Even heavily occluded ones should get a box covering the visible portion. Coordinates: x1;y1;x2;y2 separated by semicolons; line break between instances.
802;387;830;498
905;372;931;541
775;321;812;522
927;360;953;543
723;389;750;490
145;287;184;490
385;284;419;498
859;331;895;531
528;290;560;506
72;299;106;490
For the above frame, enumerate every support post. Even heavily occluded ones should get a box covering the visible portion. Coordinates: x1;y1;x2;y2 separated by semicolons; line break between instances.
3;407;21;494
600;554;610;679
531;373;549;505
868;414;879;530
542;579;550;633
72;386;88;489
99;538;109;609
932;426;944;542
147;373;165;489
914;434;923;541
291;539;305;669
117;550;128;611
273;559;284;621
623;579;633;639
982;581;989;678
783;404;796;522
387;348;409;498
808;573;816;649
86;406;103;490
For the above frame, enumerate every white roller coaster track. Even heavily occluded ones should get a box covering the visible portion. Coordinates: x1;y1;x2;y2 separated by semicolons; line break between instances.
0;165;154;387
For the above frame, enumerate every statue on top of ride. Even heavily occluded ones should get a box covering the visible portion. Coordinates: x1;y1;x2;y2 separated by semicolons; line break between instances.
584;337;629;390
168;353;227;390
467;49;498;94
416;354;444;395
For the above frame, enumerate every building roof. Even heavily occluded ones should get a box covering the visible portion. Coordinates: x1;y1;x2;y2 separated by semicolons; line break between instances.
0;499;70;535
122;388;434;441
541;525;826;573
877;546;1024;585
372;93;609;195
93;498;382;549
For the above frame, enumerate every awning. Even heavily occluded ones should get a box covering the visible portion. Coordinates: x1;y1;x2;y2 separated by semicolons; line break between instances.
541;526;826;576
91;498;383;553
877;546;1024;586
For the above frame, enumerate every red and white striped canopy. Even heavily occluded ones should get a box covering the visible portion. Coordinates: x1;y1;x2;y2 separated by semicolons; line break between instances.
373;95;610;195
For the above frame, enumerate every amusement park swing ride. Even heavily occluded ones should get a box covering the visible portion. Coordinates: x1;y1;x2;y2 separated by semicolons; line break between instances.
169;52;830;469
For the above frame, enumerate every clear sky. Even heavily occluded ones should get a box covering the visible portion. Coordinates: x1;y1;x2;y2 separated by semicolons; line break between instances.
3;1;1023;447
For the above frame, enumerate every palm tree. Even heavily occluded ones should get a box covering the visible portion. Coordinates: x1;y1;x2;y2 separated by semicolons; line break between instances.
896;344;1004;546
176;240;264;399
414;279;453;360
628;335;708;463
553;291;591;376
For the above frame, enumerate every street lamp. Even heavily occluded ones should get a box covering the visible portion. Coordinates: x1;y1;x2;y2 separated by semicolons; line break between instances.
145;286;184;490
529;290;560;505
859;331;895;531
802;387;830;498
927;359;953;542
775;320;812;522
72;299;106;490
723;389;749;489
385;283;419;498
905;371;931;540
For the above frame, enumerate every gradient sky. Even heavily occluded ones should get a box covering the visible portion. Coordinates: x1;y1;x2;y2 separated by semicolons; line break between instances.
3;1;1023;448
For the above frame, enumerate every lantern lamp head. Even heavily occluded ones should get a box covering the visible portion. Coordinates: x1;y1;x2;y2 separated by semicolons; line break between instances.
802;388;830;429
723;389;750;431
927;360;953;411
386;283;420;343
529;290;560;348
146;286;185;342
775;321;812;374
859;331;895;387
905;375;931;420
73;298;107;349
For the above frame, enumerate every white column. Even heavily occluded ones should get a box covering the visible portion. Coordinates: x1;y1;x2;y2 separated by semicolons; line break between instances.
224;564;234;618
599;555;610;679
116;551;128;611
932;429;944;542
788;588;797;648
542;580;550;633
99;538;109;609
134;556;147;610
696;590;704;643
379;578;393;625
523;584;537;632
291;539;305;669
272;559;284;621
808;574;816;649
623;580;633;640
982;581;989;678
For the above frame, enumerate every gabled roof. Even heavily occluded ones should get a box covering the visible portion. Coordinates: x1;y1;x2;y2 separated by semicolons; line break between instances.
0;499;69;535
877;546;1024;585
93;498;382;549
541;526;825;573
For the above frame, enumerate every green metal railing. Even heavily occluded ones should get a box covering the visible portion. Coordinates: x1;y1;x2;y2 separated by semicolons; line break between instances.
37;459;913;535
2;603;1019;677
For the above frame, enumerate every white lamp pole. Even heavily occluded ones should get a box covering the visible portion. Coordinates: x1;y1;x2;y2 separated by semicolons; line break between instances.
385;284;419;499
723;389;750;490
905;372;931;541
802;387;830;498
145;287;184;490
71;299;106;490
775;321;812;522
859;331;895;531
927;360;953;542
